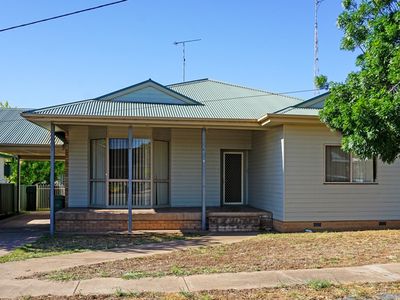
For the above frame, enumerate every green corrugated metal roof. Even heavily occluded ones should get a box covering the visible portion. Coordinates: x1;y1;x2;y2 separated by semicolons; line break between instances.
0;108;63;145
24;79;303;120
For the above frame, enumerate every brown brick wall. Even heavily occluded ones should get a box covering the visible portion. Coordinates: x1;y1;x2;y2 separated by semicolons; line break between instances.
273;219;400;233
55;210;201;232
56;219;201;232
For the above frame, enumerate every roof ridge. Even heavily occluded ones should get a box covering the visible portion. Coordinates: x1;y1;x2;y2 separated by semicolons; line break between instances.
171;78;303;102
167;78;209;87
210;79;304;102
207;78;273;94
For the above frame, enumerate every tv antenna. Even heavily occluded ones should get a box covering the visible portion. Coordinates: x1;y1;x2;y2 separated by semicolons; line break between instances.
174;38;201;82
314;0;324;93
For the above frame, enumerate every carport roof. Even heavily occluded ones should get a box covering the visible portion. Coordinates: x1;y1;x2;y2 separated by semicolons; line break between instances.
0;108;64;159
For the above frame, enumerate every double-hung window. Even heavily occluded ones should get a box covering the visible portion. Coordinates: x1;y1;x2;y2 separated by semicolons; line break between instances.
325;145;376;183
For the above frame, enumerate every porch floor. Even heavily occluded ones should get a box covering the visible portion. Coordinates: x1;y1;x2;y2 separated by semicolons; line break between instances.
57;206;271;216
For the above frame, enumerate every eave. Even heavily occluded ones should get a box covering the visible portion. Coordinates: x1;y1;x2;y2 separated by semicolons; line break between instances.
258;113;321;126
21;113;266;130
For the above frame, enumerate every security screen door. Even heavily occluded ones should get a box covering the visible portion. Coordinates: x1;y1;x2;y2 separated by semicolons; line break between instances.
222;152;243;204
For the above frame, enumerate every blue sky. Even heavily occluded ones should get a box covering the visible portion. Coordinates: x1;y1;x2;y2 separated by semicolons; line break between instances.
0;0;358;108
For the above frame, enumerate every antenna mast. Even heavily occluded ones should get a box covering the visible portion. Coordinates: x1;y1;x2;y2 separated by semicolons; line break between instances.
174;38;201;82
314;0;324;93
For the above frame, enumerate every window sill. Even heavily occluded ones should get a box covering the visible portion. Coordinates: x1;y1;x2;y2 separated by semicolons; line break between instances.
323;182;378;185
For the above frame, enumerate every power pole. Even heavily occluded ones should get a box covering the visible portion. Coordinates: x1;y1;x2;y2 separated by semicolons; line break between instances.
174;38;201;82
314;0;324;93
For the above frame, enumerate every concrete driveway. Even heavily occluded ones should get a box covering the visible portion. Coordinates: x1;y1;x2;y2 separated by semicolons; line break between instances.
0;212;49;256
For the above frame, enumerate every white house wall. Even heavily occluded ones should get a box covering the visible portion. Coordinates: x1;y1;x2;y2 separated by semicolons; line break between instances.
284;124;400;221
68;126;89;207
248;127;284;220
170;128;252;207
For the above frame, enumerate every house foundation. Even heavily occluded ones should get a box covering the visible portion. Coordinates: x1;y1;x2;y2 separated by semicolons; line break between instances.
273;219;400;232
55;207;272;233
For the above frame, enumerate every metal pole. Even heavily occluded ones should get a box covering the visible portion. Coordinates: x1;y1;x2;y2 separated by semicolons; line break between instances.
173;39;201;82
201;128;206;230
182;42;186;82
128;126;133;233
50;123;55;236
16;156;21;213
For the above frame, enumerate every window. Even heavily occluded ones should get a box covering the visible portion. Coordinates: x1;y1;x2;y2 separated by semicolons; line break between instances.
108;138;152;207
325;146;376;183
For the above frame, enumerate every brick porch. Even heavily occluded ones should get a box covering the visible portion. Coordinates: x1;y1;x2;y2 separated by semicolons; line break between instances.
55;206;272;233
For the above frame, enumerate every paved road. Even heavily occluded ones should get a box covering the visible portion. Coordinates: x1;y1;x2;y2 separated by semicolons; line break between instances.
0;212;49;256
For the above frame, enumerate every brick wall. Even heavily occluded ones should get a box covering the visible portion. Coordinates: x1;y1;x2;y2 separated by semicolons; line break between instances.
56;209;202;232
273;219;400;232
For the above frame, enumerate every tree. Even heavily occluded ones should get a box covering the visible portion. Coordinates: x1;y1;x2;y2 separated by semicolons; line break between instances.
0;101;11;108
7;160;64;185
318;0;400;163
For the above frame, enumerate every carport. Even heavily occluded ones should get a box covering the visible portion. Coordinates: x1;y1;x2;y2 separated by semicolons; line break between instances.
0;108;65;233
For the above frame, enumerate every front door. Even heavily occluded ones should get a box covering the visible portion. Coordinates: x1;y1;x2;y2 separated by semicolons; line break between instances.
223;152;243;205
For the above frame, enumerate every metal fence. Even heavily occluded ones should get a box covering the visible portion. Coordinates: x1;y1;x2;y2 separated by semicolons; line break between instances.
20;184;65;211
0;183;15;216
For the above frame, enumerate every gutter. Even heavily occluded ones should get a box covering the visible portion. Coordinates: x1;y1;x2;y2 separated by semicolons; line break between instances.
258;113;321;127
21;113;263;129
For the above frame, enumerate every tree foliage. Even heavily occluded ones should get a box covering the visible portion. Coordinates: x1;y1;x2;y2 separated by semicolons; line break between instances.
0;101;11;108
7;160;64;185
319;0;400;163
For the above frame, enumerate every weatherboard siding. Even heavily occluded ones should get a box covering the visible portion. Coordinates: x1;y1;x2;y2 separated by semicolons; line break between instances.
170;128;252;207
248;127;284;220
68;126;89;207
284;124;400;221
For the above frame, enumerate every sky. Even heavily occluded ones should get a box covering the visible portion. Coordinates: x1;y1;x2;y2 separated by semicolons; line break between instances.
0;0;359;108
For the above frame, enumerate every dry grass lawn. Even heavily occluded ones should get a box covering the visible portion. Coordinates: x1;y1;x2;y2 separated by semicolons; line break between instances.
35;230;400;281
0;232;187;263
20;281;400;299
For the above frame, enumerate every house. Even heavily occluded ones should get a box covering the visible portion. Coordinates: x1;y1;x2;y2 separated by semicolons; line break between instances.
0;108;65;212
15;79;400;232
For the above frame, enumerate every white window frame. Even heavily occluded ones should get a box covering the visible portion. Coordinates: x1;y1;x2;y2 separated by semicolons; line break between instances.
222;151;244;205
324;144;377;184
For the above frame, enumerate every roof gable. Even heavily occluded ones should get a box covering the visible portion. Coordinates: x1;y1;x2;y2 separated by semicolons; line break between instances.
96;79;201;105
295;92;329;109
